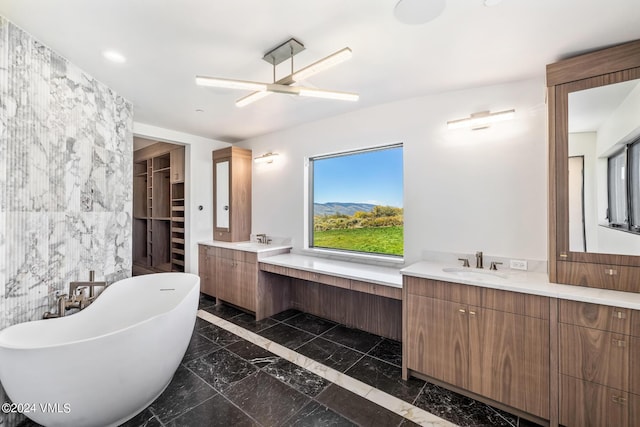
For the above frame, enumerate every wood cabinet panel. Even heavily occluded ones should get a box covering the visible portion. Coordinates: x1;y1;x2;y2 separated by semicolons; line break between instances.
630;393;640;427
350;279;401;299
198;245;215;297
559;324;629;391
481;288;549;319
291;279;401;340
546;39;640;87
559;300;630;334
404;276;480;305
214;247;257;264
215;257;256;312
374;284;402;300
212;147;252;242
632;310;640;338
406;295;469;389
560;375;628;427
170;146;185;183
556;261;640;293
468;308;549;419
632;337;640;396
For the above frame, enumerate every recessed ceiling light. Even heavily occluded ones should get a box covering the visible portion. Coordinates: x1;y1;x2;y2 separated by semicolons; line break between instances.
102;50;126;63
394;0;446;25
483;0;503;6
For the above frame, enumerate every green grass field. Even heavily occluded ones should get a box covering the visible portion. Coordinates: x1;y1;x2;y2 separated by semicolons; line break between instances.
313;226;403;256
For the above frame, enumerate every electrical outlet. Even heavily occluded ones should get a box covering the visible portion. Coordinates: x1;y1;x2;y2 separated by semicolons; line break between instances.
510;259;528;271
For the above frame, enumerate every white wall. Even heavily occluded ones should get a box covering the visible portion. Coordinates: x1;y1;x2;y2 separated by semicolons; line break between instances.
597;82;640;156
238;78;548;264
133;123;230;273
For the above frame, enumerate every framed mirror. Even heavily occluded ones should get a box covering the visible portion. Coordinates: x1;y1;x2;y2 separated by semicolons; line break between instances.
548;39;640;283
567;79;640;256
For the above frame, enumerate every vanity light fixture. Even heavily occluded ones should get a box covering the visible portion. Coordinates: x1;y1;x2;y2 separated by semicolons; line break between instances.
196;38;358;108
447;109;515;130
254;152;279;164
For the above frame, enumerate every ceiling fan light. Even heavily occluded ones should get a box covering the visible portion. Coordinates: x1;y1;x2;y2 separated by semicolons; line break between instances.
298;88;359;102
291;47;353;82
195;76;267;92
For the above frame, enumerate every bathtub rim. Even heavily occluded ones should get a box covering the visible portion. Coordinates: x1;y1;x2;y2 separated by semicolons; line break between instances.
0;272;200;351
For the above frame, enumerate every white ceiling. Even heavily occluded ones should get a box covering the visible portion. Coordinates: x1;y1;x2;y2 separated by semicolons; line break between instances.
1;0;640;143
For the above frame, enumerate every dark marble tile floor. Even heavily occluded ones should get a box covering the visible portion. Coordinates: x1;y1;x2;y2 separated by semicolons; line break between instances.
15;296;546;427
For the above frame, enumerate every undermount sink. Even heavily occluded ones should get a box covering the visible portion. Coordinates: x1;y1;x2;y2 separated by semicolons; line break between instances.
442;267;507;280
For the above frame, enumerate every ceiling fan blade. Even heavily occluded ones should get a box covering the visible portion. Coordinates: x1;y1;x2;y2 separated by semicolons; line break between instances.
292;47;352;82
195;76;268;91
235;83;358;107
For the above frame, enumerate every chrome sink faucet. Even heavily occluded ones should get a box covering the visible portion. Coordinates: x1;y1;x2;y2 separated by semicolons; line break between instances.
256;234;271;244
475;251;483;269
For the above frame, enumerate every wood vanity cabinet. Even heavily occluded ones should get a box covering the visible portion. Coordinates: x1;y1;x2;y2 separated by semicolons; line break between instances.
197;246;257;312
558;300;640;427
404;277;550;420
212;147;252;242
214;250;257;312
547;40;640;426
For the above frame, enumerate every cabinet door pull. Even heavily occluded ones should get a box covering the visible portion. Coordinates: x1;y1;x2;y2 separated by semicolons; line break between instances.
611;396;627;405
469;310;476;315
612;339;627;348
604;268;618;276
458;308;466;314
612;310;627;319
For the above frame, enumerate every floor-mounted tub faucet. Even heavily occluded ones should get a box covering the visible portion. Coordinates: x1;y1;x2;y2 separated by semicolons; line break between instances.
43;271;107;318
475;251;483;269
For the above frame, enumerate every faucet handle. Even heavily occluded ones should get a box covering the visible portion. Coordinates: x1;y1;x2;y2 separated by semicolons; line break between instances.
489;261;503;271
458;258;470;267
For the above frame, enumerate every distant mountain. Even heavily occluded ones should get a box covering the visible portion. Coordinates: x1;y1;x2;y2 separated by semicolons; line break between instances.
313;202;376;216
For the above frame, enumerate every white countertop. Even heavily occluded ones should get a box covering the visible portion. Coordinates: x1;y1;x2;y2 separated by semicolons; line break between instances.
258;253;403;288
401;261;640;310
198;240;292;254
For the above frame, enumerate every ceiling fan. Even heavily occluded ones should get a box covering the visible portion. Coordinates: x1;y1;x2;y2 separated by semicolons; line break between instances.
196;38;358;107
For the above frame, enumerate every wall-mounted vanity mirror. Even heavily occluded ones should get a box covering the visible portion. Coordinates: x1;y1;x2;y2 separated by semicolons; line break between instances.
548;39;640;288
567;79;640;256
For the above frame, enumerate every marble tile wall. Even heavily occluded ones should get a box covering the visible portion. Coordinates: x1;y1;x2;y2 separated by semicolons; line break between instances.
0;15;133;331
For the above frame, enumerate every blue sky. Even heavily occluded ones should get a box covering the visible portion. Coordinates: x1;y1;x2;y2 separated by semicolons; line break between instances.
313;146;403;207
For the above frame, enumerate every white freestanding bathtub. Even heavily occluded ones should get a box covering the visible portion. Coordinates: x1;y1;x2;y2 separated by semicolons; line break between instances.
0;272;200;427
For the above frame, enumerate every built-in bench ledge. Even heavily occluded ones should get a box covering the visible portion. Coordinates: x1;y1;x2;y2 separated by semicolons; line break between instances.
258;253;403;300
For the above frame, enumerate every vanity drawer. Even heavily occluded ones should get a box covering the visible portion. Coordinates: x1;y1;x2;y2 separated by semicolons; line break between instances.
560;375;629;427
559;300;630;334
213;247;257;264
481;288;549;319
403;276;480;305
559;324;629;391
556;261;640;293
261;265;350;290
350;280;402;300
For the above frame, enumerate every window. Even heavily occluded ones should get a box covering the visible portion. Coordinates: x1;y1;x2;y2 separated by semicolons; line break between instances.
608;149;627;226
630;142;640;230
309;144;403;257
607;137;640;232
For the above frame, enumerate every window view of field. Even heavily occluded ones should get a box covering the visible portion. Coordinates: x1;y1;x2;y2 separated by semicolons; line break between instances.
311;145;403;257
313;204;403;256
